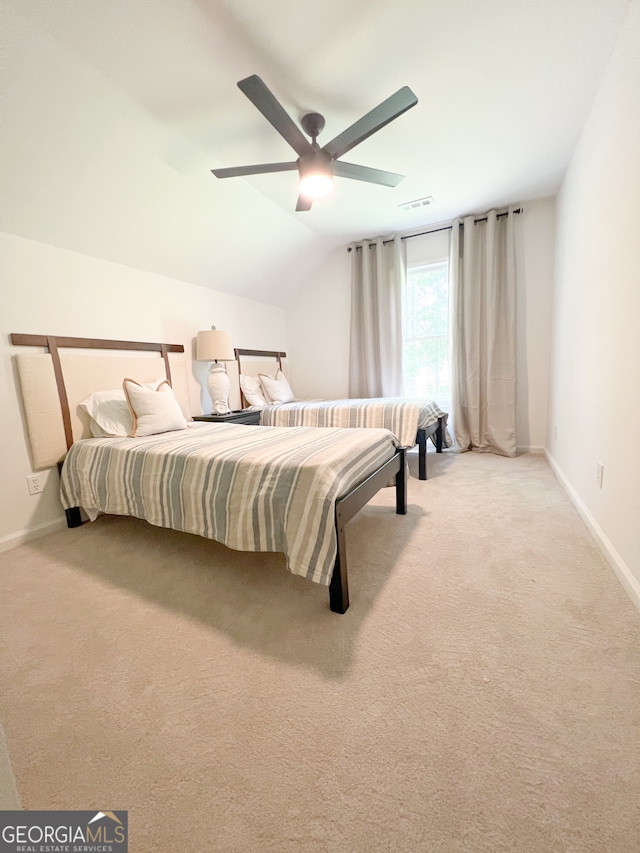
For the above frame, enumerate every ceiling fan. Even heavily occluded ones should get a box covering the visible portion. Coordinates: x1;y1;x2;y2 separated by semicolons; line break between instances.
211;75;418;211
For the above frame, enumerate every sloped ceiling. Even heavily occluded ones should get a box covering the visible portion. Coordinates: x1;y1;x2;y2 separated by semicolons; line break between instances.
2;0;632;305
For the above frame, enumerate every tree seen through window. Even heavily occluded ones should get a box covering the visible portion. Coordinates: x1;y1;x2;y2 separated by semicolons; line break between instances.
403;261;449;402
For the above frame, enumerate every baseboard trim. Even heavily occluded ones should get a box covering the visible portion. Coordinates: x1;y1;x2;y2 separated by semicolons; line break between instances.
0;517;66;553
545;450;640;612
517;444;545;455
0;721;21;809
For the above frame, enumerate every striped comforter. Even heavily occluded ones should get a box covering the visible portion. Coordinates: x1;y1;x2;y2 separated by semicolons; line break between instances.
260;398;449;449
60;423;398;586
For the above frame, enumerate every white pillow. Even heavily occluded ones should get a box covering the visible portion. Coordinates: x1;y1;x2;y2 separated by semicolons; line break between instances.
239;373;269;407
123;378;188;436
79;381;168;437
259;370;294;404
80;390;132;437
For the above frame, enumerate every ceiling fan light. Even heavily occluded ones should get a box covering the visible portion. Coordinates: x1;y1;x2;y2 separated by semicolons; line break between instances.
299;173;334;198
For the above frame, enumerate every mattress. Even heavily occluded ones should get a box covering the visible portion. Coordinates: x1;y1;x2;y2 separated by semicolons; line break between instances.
59;422;398;585
259;398;448;448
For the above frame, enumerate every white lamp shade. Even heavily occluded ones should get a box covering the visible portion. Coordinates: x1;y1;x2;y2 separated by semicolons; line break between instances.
196;329;235;362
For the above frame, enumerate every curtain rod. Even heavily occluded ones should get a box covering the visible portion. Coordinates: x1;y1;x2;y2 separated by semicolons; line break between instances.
347;207;523;251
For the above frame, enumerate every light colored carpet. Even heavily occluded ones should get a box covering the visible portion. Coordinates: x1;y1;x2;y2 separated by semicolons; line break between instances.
0;450;638;852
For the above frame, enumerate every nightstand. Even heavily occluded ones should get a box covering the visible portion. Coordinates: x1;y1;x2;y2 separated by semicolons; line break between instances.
193;410;261;425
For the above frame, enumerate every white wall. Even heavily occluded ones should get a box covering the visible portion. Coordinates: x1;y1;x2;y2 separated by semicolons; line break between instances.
285;247;352;400
286;198;556;452
546;1;640;608
405;227;450;267
0;232;287;551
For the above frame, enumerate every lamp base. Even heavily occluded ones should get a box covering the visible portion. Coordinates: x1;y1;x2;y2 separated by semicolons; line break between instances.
206;363;231;414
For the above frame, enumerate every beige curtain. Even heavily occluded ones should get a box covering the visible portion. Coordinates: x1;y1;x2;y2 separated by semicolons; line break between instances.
450;209;518;456
349;235;405;397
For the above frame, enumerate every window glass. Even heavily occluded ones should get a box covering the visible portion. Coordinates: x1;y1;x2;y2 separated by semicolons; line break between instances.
403;261;449;403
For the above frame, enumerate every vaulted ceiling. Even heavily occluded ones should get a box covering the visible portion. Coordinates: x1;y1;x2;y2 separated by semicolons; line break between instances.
3;0;632;304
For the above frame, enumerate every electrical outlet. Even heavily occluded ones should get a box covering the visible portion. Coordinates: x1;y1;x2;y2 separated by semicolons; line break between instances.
596;462;604;489
26;475;43;495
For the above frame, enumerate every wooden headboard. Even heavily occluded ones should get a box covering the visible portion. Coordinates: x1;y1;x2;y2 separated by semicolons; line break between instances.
11;334;188;468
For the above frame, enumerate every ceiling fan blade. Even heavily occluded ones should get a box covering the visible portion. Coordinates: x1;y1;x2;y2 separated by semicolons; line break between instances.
295;194;313;212
322;86;418;160
238;75;313;158
332;161;405;187
211;162;298;179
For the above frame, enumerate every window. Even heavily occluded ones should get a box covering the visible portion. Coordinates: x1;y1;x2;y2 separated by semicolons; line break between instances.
403;260;450;402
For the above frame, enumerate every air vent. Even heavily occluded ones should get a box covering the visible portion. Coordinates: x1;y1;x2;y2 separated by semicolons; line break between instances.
399;196;434;212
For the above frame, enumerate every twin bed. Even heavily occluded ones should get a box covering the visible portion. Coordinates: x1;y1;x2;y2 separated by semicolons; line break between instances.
236;348;449;480
12;334;448;614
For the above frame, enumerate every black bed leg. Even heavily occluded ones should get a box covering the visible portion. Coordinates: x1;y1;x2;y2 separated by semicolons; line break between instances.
417;429;427;480
65;507;83;528
396;448;407;515
436;417;444;453
329;508;349;613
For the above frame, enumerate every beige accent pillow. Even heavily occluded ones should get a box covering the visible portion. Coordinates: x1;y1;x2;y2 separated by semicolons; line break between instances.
259;370;294;404
123;378;188;436
80;380;169;437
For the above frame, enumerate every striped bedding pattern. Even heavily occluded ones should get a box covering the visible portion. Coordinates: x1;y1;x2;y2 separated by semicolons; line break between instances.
259;398;449;449
60;423;398;586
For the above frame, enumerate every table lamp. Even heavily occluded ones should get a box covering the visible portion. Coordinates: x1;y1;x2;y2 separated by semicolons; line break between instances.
196;326;236;414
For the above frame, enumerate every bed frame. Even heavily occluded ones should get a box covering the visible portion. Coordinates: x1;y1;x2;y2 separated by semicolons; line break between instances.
12;333;407;614
235;347;444;480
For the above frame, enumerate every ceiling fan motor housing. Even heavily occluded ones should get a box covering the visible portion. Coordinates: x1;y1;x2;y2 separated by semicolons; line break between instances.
298;148;333;177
